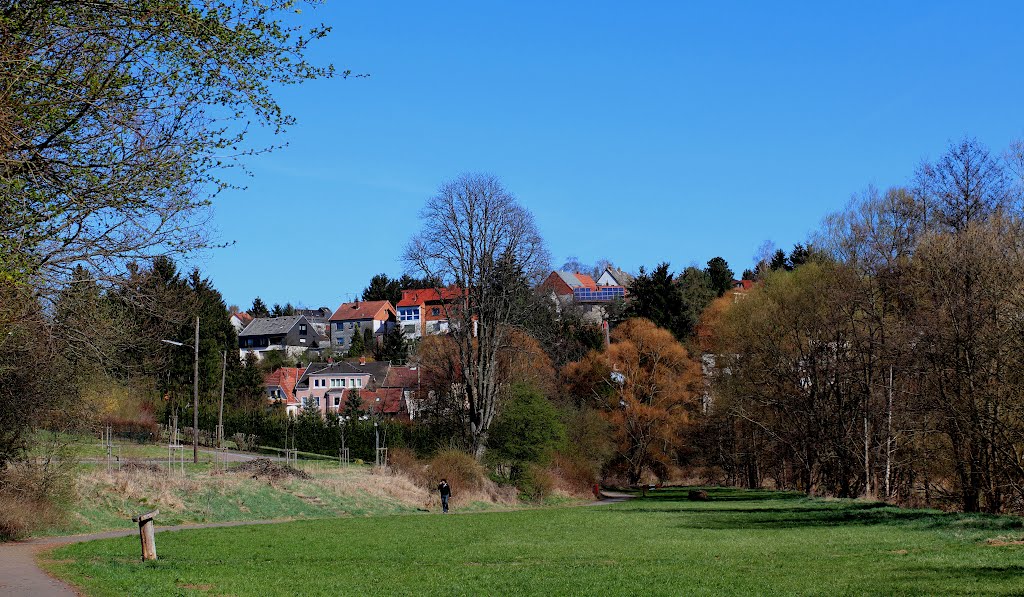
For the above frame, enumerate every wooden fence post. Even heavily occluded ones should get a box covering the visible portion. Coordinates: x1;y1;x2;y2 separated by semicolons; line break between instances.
132;509;159;561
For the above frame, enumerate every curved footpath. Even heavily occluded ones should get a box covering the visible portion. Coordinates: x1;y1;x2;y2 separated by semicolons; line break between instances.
0;492;634;596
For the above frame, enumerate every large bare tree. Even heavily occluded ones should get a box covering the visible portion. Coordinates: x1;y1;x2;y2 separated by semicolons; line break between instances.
405;173;549;457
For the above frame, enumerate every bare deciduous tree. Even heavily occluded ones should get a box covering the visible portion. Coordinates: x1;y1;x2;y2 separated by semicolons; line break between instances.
405;173;549;457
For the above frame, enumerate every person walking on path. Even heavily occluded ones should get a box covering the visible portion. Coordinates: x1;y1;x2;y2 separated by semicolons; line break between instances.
438;479;452;513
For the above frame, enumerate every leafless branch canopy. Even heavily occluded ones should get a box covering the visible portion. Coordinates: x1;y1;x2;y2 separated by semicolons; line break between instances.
404;173;550;455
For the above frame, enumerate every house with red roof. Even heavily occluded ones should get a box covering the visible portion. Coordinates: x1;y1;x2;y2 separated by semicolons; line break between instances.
328;300;397;352
540;270;626;323
264;366;304;415
396;288;464;339
292;359;420;420
229;311;253;334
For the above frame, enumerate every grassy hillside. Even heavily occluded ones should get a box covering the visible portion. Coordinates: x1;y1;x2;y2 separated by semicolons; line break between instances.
46;487;1024;596
42;460;516;537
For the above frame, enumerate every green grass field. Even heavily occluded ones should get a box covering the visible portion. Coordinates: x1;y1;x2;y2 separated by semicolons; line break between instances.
45;487;1024;596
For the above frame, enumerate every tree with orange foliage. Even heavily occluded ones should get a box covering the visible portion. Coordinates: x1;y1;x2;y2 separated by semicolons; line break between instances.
563;318;702;484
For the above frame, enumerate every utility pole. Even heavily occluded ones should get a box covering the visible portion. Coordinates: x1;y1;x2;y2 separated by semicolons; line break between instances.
218;350;226;449
193;315;199;463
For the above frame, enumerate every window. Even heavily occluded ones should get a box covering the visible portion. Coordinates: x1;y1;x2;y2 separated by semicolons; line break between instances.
334;396;340;407
331;378;343;388
336;322;343;330
246;338;254;347
399;307;419;321
299;324;307;335
337;337;344;345
431;308;440;316
356;378;363;388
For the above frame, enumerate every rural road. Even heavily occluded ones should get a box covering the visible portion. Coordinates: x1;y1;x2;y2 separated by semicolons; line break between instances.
0;491;634;596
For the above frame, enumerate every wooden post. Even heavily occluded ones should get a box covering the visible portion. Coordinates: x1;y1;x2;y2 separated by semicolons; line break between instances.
132;509;159;561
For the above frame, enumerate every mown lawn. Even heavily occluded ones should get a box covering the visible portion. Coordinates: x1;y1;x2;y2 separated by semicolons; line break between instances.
45;487;1024;596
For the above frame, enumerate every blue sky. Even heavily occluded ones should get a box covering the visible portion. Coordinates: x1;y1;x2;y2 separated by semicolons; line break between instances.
192;1;1024;310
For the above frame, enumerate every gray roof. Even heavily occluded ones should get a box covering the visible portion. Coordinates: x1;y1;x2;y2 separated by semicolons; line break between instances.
605;267;634;287
239;315;308;337
556;271;584;287
295;360;392;390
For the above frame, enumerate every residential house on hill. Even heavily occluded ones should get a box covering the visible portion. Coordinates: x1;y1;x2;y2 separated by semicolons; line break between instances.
540;270;626;323
238;315;327;360
294;307;331;338
396;288;464;339
328;300;397;351
229;311;253;334
597;267;635;289
264;366;303;415
292;358;418;420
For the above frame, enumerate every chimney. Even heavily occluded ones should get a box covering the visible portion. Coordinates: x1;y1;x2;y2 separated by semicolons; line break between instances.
359;356;366;366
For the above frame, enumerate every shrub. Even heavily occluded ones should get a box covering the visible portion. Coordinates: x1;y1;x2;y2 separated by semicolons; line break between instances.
0;460;74;541
388;447;427;486
517;463;555;502
487;384;565;470
550;453;597;495
232;433;259;452
426;448;487;492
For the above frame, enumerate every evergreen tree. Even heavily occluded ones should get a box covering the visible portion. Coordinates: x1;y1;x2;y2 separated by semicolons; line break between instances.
376;323;408;363
789;243;811;268
704;256;735;297
347;323;365;357
250;297;270;318
769;249;792;271
741;269;756;281
342;389;365;420
626;263;716;341
362;273;402;304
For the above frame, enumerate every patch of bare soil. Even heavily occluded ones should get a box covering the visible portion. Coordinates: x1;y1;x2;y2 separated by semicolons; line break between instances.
224;458;312;481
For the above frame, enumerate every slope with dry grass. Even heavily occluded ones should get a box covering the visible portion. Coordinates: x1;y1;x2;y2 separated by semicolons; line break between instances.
36;459;520;538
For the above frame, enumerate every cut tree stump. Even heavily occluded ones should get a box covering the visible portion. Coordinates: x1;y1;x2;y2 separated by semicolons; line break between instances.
131;509;159;561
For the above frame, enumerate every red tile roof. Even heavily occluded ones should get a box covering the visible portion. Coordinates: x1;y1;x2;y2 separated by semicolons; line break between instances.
574;273;598;290
329;300;395;322
397;288;463;307
361;387;405;414
383;365;419;389
235;312;254;325
264;367;302;404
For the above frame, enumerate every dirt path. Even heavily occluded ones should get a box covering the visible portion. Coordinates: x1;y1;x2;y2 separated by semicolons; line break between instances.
585;490;634;505
0;492;634;596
